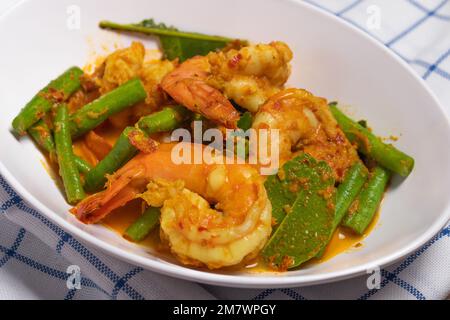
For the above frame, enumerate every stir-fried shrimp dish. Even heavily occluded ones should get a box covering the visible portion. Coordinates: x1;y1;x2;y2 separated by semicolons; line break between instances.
12;19;414;272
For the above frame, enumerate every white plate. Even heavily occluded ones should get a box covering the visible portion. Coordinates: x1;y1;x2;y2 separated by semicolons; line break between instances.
0;0;449;288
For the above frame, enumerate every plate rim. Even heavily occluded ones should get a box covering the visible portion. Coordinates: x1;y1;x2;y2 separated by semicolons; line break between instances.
1;0;450;288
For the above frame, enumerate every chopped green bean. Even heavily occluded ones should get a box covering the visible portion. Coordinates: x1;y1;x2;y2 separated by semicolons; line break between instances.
12;67;83;135
342;166;390;234
54;104;85;204
124;207;161;242
28;119;56;156
28;119;92;174
84;127;138;193
137;105;190;135
70;79;147;138
74;157;93;175
316;162;368;257
329;104;414;177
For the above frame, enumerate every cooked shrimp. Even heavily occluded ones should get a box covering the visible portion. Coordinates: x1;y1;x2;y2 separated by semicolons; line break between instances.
87;42;176;127
71;143;272;269
208;41;293;112
252;88;359;181
100;41;146;94
161;56;240;128
161;42;293;126
139;59;175;108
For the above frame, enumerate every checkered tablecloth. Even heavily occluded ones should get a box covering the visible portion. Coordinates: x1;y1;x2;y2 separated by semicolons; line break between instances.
0;0;449;300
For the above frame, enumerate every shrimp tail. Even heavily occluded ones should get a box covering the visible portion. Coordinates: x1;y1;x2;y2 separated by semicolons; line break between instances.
71;164;146;224
186;79;240;128
71;143;272;268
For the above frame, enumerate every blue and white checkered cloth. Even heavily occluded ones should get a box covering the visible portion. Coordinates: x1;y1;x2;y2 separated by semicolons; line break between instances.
1;0;449;300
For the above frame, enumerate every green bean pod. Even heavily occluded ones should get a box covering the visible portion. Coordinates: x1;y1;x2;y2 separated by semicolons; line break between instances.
12;67;83;135
329;104;414;177
137;105;190;135
70;79;147;138
28;119;92;174
124;207;161;242
54;104;85;204
316;162;368;257
74;157;93;175
84;127;138;193
342;166;390;234
28;119;56;156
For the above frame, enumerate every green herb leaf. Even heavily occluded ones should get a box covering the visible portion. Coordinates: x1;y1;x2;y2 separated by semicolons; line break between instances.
357;119;368;128
137;19;178;31
262;154;336;269
237;112;253;131
264;159;305;229
99;19;238;62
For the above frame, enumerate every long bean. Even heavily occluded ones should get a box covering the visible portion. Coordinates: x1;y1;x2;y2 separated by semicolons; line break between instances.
84;127;138;193
28;119;56;156
316;162;368;257
54;104;85;204
70;79;147;138
124;207;161;242
28;119;92;174
329;104;414;177
12;67;83;136
137;105;190;135
342;166;390;234
74;158;93;175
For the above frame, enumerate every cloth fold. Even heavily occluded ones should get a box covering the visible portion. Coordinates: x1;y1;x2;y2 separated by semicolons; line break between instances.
0;0;449;300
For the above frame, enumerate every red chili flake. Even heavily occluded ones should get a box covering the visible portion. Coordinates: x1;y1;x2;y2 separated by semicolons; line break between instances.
36;110;45;118
228;53;242;68
272;101;282;110
336;167;344;180
42;88;65;102
277;256;294;272
335;133;345;144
